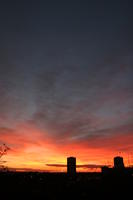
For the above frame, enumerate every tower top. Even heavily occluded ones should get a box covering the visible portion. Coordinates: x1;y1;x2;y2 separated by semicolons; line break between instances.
114;156;124;168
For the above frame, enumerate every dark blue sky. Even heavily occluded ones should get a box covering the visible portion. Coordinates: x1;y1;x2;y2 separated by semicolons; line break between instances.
0;1;133;168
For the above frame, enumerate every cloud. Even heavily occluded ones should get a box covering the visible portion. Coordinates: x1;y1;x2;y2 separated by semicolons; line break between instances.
46;164;108;169
0;1;132;171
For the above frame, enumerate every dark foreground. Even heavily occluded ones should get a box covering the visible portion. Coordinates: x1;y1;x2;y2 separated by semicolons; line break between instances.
0;172;133;199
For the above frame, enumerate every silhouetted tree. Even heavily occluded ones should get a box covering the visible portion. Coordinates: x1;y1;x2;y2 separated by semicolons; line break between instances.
0;144;10;171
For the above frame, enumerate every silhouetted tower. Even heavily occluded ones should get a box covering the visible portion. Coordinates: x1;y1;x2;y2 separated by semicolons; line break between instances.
114;156;124;168
67;157;76;175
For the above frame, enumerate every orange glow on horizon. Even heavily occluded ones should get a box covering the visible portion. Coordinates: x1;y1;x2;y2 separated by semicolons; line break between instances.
0;124;133;172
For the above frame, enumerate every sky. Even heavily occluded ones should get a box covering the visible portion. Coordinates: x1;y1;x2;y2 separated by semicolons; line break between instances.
0;0;133;171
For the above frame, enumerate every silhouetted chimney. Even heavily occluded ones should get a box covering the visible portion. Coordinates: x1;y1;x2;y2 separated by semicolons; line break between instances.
67;157;76;175
114;156;124;169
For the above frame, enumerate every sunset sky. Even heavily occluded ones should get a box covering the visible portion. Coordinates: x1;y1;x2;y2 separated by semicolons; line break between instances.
0;1;133;171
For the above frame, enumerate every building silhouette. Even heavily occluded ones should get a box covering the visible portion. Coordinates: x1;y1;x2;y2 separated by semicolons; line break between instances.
114;156;124;169
67;157;76;175
101;156;133;178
